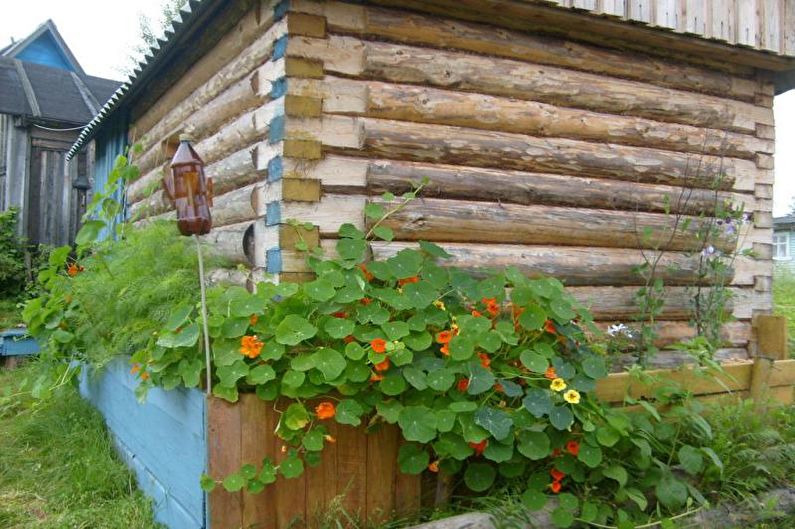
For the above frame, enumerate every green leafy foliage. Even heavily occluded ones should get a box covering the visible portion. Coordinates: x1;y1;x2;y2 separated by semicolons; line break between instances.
0;208;27;299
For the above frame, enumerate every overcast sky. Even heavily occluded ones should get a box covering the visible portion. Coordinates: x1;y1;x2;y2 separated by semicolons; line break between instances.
1;0;793;216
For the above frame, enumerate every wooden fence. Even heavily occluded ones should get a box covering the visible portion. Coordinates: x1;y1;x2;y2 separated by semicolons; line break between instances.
207;316;794;529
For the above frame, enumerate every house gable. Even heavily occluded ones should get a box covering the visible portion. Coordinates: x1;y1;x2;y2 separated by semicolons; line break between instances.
2;20;84;75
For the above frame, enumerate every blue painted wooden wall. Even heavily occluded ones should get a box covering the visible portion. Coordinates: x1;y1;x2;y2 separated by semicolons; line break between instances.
79;358;207;529
15;32;74;71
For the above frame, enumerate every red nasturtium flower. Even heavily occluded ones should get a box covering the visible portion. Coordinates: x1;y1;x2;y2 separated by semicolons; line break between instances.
544;366;558;380
435;330;453;344
456;378;469;392
469;439;488;456
428;460;440;473
240;335;264;359
370;372;384;382
358;263;374;282
360;297;373;306
332;311;347;318
566;440;580;456
370;338;387;353
315;402;336;420
550;468;566;482
374;357;391;372
471;310;482;318
478;353;491;369
544;319;557;334
249;314;258;326
440;343;450;356
67;263;80;277
343;335;356;344
398;276;419;286
551;448;562;458
550;481;562;494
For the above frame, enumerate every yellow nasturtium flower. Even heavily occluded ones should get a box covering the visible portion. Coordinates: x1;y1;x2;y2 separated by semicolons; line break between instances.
550;378;567;392
563;389;581;404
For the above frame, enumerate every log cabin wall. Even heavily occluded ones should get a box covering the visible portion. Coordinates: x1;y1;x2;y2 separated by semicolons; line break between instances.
259;0;776;365
123;0;776;365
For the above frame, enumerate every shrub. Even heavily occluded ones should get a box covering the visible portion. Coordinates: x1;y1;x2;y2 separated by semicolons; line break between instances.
0;208;26;299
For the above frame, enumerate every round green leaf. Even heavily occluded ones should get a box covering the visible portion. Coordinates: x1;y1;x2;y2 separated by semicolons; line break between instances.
603;464;628;488
517;431;550;460
403;366;428;390
519;350;548;373
302;430;325;451
464;463;496;492
677;444;704;475
313;348;347;381
427;369;455;391
655;475;688;510
577;444;602;468
521;489;547;511
398;406;437;443
397;443;429;474
596;426;621;447
518;305;546;330
279;453;305;479
222;472;246;492
284;403;310;430
324;318;355;339
549;405;574;431
336;399;364;426
379;372;408;395
522;388;553;418
551;508;574;528
246;364;276;385
200;474;216;492
582;356;608;379
282;370;305;388
474;407;513;441
276;315;317;345
449;335;475;361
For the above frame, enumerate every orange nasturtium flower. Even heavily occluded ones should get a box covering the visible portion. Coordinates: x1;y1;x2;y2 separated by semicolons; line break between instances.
544;319;557;334
140;371;150;381
370;338;387;353
469;439;488;456
240;335;264;359
456;378;469;392
435;330;453;344
550;468;566;482
130;364;141;375
566;440;580;456
478;353;491;369
428;460;440;473
471;310;482;318
398;276;420;286
249;314;258;326
374;357;391;372
360;297;373;306
315;402;336;420
440;343;450;356
550;481;562;494
544;366;558;380
67;263;81;277
358;263;374;282
332;311;347;318
370;372;384;382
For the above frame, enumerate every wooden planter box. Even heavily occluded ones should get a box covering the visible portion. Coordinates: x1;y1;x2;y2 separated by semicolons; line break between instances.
207;395;421;529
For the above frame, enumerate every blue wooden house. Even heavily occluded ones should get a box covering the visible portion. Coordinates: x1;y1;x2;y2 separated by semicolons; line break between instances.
0;20;120;247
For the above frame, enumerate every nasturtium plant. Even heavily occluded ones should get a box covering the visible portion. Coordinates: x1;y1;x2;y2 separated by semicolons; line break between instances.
23;168;728;528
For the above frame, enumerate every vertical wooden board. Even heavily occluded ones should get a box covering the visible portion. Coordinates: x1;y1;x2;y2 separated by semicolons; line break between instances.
599;0;626;16
736;0;759;46
761;0;782;52
273;405;307;529
393;440;422;517
684;0;706;34
335;424;368;522
756;314;788;360
627;0;652;23
770;385;794;405
785;0;795;55
304;419;339;523
654;0;678;28
710;0;736;42
241;395;277;529
208;397;244;529
365;425;398;523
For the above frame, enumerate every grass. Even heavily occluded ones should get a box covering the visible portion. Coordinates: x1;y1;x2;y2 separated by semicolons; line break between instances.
0;363;161;529
773;268;795;357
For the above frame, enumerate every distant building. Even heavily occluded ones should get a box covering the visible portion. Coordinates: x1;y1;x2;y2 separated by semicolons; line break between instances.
0;20;120;246
773;215;795;272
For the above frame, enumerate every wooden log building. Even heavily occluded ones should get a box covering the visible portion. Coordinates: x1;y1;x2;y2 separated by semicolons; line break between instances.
63;1;795;527
0;20;120;247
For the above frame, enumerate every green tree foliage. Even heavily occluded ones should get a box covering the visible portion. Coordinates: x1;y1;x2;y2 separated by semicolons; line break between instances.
0;208;26;299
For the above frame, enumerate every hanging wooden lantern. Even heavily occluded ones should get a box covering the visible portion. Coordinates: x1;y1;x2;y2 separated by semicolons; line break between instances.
164;134;213;236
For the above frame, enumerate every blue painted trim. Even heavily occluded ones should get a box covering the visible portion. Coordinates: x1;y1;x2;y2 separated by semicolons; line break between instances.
266;202;281;226
270;77;287;99
269;114;285;144
272;35;288;60
268;156;283;182
266;248;283;274
274;0;290;21
0;330;39;357
80;359;206;529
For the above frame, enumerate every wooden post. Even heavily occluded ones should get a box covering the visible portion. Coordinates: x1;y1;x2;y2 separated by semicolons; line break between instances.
751;315;788;411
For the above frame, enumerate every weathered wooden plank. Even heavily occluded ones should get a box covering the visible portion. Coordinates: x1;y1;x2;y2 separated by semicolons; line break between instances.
365;158;736;216
321;117;757;191
288;77;770;159
241;394;277;529
593;320;751;348
365;425;398;524
305;418;338;520
736;0;759;47
709;0;736;44
287;35;773;132
374;196;734;253
290;0;758;101
207;397;243;529
274;412;308;529
335;425;368;521
369;241;729;286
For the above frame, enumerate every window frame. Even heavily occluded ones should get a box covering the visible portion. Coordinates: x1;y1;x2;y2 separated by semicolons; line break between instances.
773;231;791;260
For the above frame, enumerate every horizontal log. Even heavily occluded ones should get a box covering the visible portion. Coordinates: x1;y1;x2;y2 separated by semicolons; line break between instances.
207;267;250;287
202;221;255;265
369;241;731;286
290;1;759;102
316;116;758;191
610;348;750;372
365;158;734;216
133;3;281;139
593;321;751;348
375;196;735;253
288;77;771;160
286;35;773;133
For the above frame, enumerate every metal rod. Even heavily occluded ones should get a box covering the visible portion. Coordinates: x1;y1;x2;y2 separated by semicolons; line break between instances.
195;235;212;395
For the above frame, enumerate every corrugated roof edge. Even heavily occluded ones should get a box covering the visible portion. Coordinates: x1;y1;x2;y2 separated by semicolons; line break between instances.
67;0;218;160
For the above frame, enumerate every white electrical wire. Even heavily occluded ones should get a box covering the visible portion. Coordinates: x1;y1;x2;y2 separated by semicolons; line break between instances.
31;123;87;132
